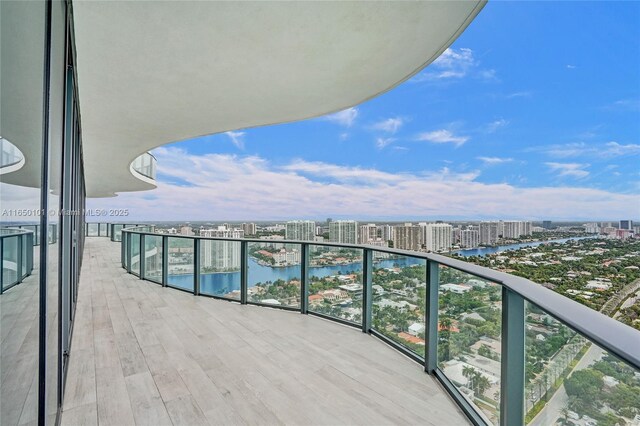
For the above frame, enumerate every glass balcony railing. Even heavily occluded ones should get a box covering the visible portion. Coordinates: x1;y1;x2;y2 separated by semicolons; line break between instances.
1;224;57;246
0;228;34;293
119;226;640;426
130;152;157;181
0;137;25;174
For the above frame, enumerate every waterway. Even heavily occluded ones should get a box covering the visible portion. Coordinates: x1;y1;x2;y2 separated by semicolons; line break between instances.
453;236;596;257
168;256;424;295
168;236;595;294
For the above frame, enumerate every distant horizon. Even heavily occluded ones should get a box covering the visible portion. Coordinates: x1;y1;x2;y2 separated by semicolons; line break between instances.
79;217;639;225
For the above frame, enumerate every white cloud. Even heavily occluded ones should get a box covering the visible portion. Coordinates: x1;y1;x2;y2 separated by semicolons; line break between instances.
225;131;245;149
375;137;396;149
416;129;469;147
603;142;640;157
545;162;590;179
371;117;404;134
538;142;640;158
566;65;576;69
412;48;475;81
485;119;509;133
323;107;358;127
477;156;513;165
82;148;638;221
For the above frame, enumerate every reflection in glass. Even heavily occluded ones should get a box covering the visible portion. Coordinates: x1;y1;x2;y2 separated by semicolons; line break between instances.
143;235;163;284
130;233;140;275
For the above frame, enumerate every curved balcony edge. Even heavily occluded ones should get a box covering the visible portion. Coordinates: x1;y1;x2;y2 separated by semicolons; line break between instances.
129;152;157;184
115;225;639;426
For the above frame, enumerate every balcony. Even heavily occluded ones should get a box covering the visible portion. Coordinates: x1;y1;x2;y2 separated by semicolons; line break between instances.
60;237;468;425
57;225;640;425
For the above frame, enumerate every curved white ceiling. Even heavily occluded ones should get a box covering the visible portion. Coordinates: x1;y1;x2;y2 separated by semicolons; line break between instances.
51;1;486;197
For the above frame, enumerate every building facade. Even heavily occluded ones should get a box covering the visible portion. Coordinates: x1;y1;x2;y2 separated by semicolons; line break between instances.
392;224;422;251
423;223;453;252
285;220;316;241
329;220;358;244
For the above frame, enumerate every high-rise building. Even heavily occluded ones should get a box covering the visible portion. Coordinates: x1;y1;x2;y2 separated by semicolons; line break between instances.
359;223;378;244
329;220;358;244
620;220;633;230
423;223;452;252
542;220;552;229
460;229;480;248
242;222;257;235
392;223;422;251
479;222;499;245
501;221;532;239
285;220;316;241
200;226;244;269
378;224;393;242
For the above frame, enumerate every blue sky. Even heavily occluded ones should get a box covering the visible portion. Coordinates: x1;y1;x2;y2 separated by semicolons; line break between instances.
90;1;639;221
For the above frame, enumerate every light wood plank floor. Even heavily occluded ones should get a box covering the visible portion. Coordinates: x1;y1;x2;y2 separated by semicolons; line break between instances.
61;238;469;426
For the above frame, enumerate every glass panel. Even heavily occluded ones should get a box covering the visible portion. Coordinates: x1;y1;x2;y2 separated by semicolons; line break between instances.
248;242;301;307
130;233;140;275
1;2;46;423
143;235;163;284
113;224;123;242
524;302;640;425
99;223;107;236
371;253;426;357
200;239;241;300
167;237;194;291
307;245;363;323
438;265;503;425
22;225;39;246
2;235;19;289
87;223;99;236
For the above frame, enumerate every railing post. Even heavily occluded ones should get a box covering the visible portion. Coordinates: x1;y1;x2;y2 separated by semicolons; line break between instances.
27;232;34;273
425;260;439;373
300;243;309;314
240;240;248;305
362;248;373;333
17;233;23;283
500;287;526;426
0;238;4;295
139;234;145;279
162;235;168;287
194;238;200;295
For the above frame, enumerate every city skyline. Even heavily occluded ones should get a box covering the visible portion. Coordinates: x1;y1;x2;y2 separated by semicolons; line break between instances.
80;1;640;222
